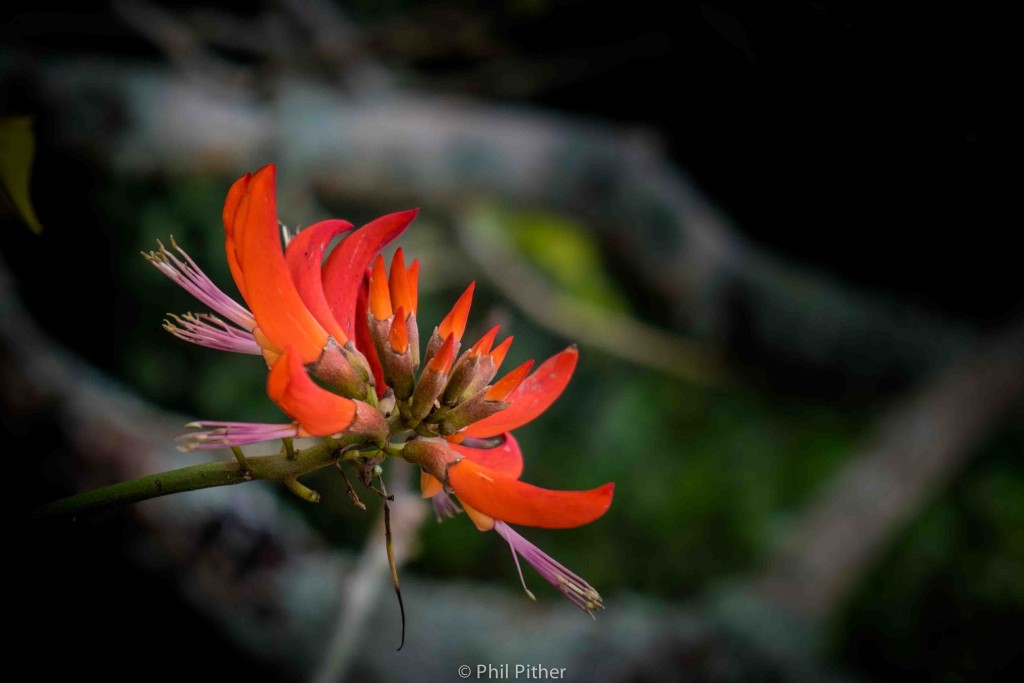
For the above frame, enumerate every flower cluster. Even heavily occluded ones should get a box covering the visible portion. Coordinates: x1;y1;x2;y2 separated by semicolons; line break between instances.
147;164;614;614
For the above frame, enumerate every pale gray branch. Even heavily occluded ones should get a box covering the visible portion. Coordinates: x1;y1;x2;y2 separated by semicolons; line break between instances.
755;318;1024;620
35;58;973;391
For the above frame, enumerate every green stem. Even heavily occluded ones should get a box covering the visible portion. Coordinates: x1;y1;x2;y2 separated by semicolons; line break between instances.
284;477;320;503
33;434;372;520
230;446;251;471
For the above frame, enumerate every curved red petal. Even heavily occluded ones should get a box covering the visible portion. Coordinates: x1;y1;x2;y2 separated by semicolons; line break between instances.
354;274;387;397
267;346;356;436
322;209;418;340
285;219;353;343
448;458;613;529
222;172;251;301
232;166;329;363
451;432;523;479
462;346;578;438
485;359;533;402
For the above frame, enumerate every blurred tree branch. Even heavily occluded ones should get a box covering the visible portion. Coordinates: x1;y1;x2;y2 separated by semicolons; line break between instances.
755;316;1024;621
455;207;732;387
20;54;973;395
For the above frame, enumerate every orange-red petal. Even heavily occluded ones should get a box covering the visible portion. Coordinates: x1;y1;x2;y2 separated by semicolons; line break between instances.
389;248;414;315
390;306;409;353
407;259;420;315
420;471;443;498
447;458;614;529
461;502;495;531
232;165;329;363
485;359;533;402
470;325;500;356
368;255;393;320
322;209;418;339
285;219;352;343
489;336;513;370
267;346;356;435
437;282;475;341
451;432;523;479
463;346;578;439
427;333;456;373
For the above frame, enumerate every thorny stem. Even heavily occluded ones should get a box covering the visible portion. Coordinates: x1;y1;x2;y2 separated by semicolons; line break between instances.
32;434;373;520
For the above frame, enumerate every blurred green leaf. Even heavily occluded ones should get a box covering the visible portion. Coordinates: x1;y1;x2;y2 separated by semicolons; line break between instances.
0;116;44;234
498;207;627;311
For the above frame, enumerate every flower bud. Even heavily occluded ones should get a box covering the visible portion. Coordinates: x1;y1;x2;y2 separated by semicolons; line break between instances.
341;340;375;383
369;308;418;401
411;333;456;422
401;437;463;483
423;328;460;371
383;347;416;400
410;363;447;423
457;354;497;404
441;352;480;406
438;389;509;435
406;312;421;369
308;338;372;399
337;399;390;448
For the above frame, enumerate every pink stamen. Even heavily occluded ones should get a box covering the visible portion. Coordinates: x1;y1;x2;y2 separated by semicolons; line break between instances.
145;238;255;330
430;492;462;522
494;521;604;615
177;421;299;451
163;313;262;355
508;544;536;602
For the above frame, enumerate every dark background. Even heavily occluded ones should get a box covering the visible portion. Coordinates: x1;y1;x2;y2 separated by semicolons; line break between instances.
4;2;1021;682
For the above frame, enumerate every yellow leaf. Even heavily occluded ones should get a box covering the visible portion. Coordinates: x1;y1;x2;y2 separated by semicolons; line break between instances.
0;116;44;234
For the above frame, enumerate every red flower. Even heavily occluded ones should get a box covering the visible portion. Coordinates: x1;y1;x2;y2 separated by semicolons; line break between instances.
149;164;614;614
